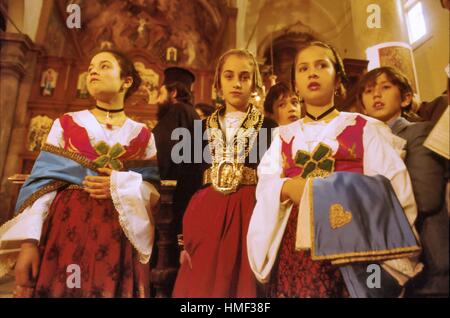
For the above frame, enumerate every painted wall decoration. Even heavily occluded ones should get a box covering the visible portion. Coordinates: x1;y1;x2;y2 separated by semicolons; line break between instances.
43;3;77;58
75;0;226;69
76;71;90;98
27;115;54;152
366;42;420;96
166;46;178;63
134;62;160;105
40;68;58;97
378;45;418;93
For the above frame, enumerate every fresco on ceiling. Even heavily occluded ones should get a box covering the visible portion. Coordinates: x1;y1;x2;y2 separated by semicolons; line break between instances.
74;0;225;69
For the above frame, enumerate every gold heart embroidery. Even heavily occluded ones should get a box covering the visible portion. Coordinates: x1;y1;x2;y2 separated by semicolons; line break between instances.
329;203;352;229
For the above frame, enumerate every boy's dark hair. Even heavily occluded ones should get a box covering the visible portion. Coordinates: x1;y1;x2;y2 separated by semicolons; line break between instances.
194;103;215;116
357;66;413;107
95;49;142;100
165;81;194;105
263;82;292;114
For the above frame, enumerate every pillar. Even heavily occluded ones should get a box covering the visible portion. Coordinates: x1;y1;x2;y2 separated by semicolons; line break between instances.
351;0;420;94
0;32;34;223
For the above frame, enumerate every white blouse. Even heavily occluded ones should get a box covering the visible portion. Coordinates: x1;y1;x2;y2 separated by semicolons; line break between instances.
219;110;248;144
0;110;159;277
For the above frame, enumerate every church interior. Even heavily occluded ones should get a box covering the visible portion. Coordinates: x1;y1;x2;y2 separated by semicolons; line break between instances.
0;0;448;298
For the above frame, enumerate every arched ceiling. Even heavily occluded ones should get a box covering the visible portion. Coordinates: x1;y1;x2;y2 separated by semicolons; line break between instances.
240;0;352;59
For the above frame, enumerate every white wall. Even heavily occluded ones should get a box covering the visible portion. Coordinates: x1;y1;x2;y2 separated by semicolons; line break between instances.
412;0;449;101
23;0;43;42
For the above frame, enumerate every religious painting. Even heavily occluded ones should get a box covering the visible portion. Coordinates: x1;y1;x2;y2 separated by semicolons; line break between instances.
76;0;226;69
76;71;90;99
27;115;54;152
40;68;58;97
134;62;160;105
166;46;178;63
42;4;66;57
100;41;113;50
378;45;418;93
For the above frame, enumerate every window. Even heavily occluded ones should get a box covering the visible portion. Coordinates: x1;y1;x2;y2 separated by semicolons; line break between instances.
404;0;428;45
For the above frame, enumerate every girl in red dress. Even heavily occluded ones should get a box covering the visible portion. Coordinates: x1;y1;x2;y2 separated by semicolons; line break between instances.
0;50;159;297
172;49;276;298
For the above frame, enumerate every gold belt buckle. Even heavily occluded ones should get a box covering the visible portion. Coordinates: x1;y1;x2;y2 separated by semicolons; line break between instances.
211;160;243;195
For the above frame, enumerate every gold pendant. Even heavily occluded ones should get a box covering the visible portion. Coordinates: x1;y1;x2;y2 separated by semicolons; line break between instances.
105;112;113;130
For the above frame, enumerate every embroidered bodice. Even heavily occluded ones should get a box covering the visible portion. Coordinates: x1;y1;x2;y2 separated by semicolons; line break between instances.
48;110;155;170
281;115;366;178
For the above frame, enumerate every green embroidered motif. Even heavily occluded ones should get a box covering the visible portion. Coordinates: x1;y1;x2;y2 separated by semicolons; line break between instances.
294;151;310;166
92;141;125;170
95;141;110;156
312;143;331;161
294;142;335;178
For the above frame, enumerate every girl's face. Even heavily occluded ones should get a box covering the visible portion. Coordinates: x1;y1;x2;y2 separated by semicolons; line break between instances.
273;94;300;125
362;72;411;123
294;45;338;107
220;55;254;111
87;52;125;99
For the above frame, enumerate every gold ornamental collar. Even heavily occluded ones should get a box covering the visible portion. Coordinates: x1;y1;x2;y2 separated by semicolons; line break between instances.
205;104;264;194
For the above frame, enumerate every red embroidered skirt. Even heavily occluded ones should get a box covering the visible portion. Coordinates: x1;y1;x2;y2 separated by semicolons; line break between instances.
33;189;149;298
172;186;257;298
266;206;349;298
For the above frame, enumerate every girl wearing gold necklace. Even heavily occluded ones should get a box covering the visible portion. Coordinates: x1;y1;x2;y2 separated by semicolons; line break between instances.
172;49;277;298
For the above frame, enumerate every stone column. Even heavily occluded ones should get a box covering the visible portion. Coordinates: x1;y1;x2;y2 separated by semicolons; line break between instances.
351;0;420;94
351;0;409;53
223;7;238;53
0;32;34;223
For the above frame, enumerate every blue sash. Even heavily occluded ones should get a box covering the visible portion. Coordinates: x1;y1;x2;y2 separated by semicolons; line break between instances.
15;149;160;215
339;263;403;298
311;172;419;263
309;172;420;297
